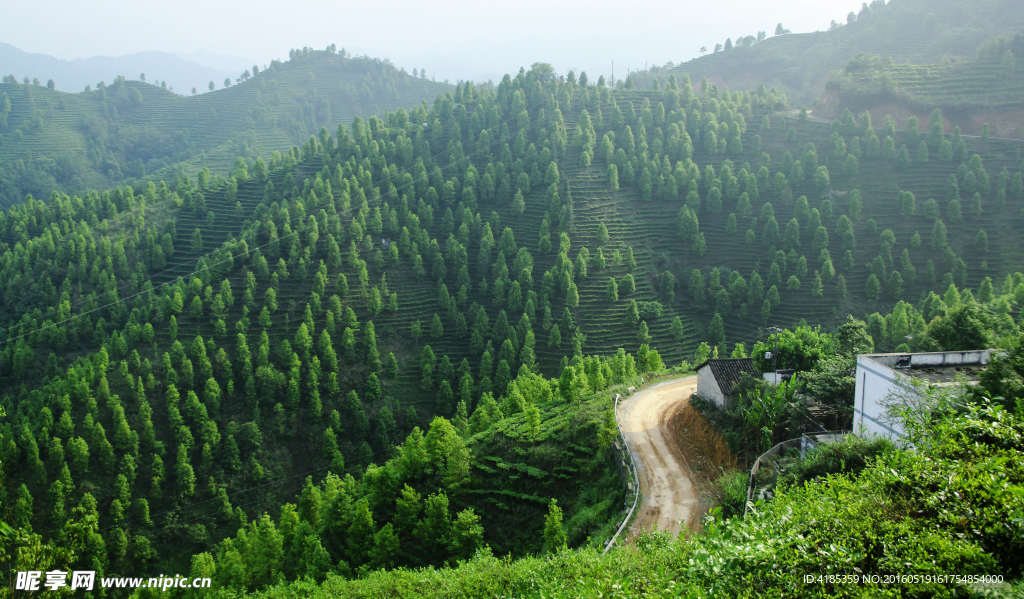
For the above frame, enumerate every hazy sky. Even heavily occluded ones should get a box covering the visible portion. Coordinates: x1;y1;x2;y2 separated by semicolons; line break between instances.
7;0;866;82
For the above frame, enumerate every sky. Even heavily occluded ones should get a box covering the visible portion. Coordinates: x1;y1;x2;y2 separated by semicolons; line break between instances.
6;0;867;83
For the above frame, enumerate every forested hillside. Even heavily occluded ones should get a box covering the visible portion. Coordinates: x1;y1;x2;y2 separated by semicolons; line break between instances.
189;369;1024;598
0;65;666;593
0;46;451;208
625;0;1024;108
2;9;1024;595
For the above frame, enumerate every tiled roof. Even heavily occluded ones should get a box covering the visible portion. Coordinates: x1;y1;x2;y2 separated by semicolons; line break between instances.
696;358;759;395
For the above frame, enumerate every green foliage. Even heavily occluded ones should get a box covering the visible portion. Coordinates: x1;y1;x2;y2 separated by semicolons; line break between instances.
0;52;452;207
224;394;1024;599
715;470;749;519
542;499;566;552
778;435;893;487
5;43;1024;597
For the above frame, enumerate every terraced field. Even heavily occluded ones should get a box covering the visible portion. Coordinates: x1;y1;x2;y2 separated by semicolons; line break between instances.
824;55;1024;139
542;89;1024;364
648;0;1024;106
840;61;1024;110
46;82;1024;413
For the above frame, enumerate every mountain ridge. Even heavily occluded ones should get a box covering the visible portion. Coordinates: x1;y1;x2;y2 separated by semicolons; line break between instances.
0;42;240;95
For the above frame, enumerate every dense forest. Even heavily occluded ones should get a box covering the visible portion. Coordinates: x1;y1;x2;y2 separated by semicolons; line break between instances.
2;2;1024;594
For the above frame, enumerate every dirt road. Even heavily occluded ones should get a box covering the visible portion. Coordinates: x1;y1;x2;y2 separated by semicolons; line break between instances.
617;376;701;539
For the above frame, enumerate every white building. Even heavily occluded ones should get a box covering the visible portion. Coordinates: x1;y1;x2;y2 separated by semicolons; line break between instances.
695;358;759;410
854;350;992;439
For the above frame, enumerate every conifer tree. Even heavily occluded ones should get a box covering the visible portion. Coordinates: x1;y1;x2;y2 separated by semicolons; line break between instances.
708;313;726;346
548;324;562;348
670;316;686;340
175;444;196;497
543;499;566;552
421;345;436;391
364;321;380;371
637;321;652;345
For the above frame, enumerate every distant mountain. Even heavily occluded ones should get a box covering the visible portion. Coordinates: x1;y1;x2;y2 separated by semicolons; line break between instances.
0;48;452;206
0;42;241;95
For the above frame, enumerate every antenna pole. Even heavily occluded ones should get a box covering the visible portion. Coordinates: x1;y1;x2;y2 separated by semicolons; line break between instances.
768;326;782;379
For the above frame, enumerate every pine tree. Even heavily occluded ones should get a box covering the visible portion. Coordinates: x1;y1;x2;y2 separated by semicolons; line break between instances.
626;300;640;325
542;498;566;552
975;229;988;253
548;324;562;348
865;274;881;300
431;313;444;338
364;321;381;371
620;273;636;295
175;444;196;497
670;316;686;340
947;199;962;225
637;321;652;345
566;283;579;309
511;190;525;220
931;219;948;251
707;313;725;346
1002;49;1016;77
421;345;436;391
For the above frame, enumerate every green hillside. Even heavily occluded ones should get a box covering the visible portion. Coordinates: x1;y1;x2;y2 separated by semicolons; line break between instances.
198;387;1024;598
818;33;1024;138
0;46;451;208
2;10;1024;595
639;0;1024;106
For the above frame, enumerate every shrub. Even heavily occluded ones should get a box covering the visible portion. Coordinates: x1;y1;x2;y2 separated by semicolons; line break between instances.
779;434;893;486
716;470;749;519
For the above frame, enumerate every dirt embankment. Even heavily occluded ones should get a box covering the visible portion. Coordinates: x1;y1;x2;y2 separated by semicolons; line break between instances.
669;395;742;509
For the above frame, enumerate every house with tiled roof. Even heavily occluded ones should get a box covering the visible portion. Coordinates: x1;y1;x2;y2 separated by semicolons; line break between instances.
695;358;760;410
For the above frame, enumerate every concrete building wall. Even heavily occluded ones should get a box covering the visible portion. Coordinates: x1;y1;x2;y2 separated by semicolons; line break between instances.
697;364;725;409
855;350;993;441
854;355;906;439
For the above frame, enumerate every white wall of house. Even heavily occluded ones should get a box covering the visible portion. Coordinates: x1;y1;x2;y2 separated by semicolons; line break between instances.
697;364;726;409
854;350;992;440
853;356;905;439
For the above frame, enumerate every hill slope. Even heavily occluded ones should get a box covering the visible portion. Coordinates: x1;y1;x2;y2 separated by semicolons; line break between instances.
652;0;1024;106
0;47;451;208
2;45;1024;598
817;34;1024;138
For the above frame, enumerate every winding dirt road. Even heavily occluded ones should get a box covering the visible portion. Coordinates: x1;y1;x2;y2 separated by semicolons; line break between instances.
617;376;701;539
